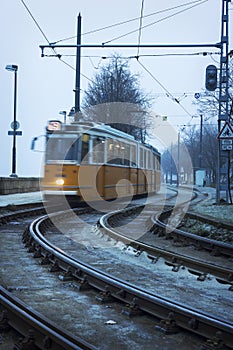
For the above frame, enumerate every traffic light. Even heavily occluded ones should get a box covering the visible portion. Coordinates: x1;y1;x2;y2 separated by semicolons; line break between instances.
205;64;217;91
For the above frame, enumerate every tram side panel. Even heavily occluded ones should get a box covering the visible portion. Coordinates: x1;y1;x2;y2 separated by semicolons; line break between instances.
42;159;161;201
155;170;161;192
129;167;138;196
78;164;106;202
104;165;132;200
137;169;147;195
145;169;152;194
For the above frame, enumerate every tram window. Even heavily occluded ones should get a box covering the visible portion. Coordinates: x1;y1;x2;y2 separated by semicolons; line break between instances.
123;143;130;166
139;148;143;168
46;135;78;162
153;154;160;170
144;149;147;168
92;137;105;163
148;151;152;169
65;142;77;160
107;139;125;165
81;134;90;163
107;139;115;164
130;145;136;167
157;155;161;170
116;141;122;164
153;154;156;170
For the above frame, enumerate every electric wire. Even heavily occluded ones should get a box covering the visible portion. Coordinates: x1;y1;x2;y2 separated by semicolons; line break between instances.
102;0;208;45
54;0;206;44
137;59;193;117
130;52;220;58
136;0;145;59
20;0;50;44
20;0;61;60
20;0;217;117
20;0;96;86
42;51;220;60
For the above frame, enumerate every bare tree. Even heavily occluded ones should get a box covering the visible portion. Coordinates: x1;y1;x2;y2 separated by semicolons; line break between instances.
182;123;218;184
81;55;153;141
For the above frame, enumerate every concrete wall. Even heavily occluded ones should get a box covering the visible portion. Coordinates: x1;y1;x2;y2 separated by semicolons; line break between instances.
0;177;41;195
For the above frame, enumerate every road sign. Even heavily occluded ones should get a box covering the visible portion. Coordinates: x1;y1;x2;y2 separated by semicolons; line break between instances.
10;121;20;130
8;130;22;136
218;121;233;139
221;139;232;150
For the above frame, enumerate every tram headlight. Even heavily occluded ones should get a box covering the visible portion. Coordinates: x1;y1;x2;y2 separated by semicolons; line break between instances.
56;178;64;186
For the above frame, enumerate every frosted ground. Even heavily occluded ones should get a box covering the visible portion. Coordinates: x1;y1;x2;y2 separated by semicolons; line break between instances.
192;187;233;225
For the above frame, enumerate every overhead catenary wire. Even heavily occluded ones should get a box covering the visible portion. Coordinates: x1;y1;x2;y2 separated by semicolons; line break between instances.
42;51;220;60
19;0;60;59
20;0;216;117
19;0;95;84
20;0;50;44
138;61;191;107
21;0;208;93
102;0;208;45
54;0;207;44
136;0;145;59
136;59;194;117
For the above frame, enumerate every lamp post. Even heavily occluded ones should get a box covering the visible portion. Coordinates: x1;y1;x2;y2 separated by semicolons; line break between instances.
59;110;67;123
5;64;18;177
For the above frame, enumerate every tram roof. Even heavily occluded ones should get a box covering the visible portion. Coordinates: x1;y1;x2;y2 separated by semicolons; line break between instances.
62;121;136;141
47;120;160;155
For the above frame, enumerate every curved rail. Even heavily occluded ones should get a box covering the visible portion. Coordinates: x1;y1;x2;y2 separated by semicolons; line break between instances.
0;286;95;350
0;206;96;350
23;208;233;349
154;208;233;259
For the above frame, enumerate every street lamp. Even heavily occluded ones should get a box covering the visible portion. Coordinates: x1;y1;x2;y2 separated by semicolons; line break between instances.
59;110;67;123
5;64;18;177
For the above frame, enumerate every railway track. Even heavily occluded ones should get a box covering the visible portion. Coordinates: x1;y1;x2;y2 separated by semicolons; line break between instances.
0;285;96;350
100;203;233;287
1;187;233;349
0;205;96;350
96;190;233;348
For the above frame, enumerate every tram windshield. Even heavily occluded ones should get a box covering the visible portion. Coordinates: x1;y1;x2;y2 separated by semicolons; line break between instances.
45;134;79;163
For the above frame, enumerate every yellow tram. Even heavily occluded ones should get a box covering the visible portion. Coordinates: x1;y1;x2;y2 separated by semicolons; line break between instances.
41;120;161;204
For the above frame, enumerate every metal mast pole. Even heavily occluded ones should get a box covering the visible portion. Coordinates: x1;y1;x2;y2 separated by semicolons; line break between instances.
74;13;81;120
177;132;180;187
199;114;203;169
216;0;230;203
11;69;17;177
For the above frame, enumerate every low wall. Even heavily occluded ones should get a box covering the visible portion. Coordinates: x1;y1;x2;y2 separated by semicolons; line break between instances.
0;177;41;195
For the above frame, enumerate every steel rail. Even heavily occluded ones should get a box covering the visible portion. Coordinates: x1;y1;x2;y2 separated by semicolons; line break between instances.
156;208;233;259
0;286;96;350
0;205;45;225
100;205;233;285
0;207;96;350
24;210;233;349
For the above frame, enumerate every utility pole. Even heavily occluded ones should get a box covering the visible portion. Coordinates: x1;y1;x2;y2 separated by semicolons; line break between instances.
74;13;81;120
170;143;173;185
177;132;180;187
216;0;231;203
199;114;203;169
